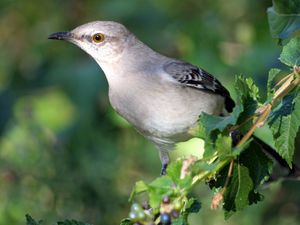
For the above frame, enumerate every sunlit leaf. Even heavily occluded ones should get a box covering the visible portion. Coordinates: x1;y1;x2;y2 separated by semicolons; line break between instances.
279;37;300;66
166;159;182;184
129;181;148;202
148;176;174;208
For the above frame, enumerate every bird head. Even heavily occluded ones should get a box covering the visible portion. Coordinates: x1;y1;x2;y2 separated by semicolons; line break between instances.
48;21;131;64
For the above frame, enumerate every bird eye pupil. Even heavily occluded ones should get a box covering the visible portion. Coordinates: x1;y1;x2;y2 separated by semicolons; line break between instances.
93;33;104;42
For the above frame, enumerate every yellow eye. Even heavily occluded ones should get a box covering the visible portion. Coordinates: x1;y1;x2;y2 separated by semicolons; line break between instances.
92;33;105;43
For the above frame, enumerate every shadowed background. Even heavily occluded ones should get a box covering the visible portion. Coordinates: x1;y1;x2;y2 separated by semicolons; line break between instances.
0;0;299;224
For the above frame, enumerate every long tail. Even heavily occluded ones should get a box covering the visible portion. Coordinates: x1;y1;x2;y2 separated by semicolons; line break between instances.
253;136;300;181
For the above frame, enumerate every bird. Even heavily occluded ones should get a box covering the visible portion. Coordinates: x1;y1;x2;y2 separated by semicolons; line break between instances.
47;21;296;177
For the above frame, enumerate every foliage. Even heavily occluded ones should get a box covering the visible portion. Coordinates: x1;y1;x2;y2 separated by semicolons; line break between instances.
1;1;300;225
25;215;91;225
120;2;300;224
267;0;300;42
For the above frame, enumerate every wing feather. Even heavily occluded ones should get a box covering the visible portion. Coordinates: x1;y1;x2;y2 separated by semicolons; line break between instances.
164;61;235;112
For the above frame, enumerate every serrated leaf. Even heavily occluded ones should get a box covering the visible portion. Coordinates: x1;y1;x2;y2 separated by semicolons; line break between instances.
235;76;260;102
240;142;273;187
198;76;255;139
203;133;233;163
209;141;271;218
267;0;300;41
26;215;43;225
198;75;259;153
268;90;300;166
166;160;182;184
215;135;232;160
235;76;260;133
199;104;242;135
280;37;300;66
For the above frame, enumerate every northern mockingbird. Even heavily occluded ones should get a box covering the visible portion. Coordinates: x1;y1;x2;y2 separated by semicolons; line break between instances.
48;21;236;175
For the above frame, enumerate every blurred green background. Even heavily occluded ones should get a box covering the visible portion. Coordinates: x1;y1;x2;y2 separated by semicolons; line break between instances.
0;0;300;225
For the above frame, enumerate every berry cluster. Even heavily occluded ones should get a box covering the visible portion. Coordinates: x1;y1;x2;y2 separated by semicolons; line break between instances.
128;196;183;225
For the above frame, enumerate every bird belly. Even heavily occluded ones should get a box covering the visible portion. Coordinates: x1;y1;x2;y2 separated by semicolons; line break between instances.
108;83;225;145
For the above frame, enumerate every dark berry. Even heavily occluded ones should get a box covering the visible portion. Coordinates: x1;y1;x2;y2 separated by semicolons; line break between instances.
171;209;179;218
160;213;171;224
142;201;150;210
162;196;170;204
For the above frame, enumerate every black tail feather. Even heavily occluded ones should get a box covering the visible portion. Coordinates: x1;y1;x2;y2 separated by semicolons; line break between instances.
253;136;300;181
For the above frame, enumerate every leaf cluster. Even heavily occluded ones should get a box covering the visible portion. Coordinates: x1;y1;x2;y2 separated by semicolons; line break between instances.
122;1;300;224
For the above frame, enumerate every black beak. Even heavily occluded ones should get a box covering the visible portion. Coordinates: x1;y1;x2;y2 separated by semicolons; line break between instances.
48;31;72;40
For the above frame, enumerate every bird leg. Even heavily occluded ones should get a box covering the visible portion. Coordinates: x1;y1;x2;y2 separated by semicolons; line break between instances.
159;150;170;175
161;163;168;176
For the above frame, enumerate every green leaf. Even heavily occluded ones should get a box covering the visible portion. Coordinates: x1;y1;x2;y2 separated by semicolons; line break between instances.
235;76;260;132
172;217;188;225
129;181;148;202
57;220;92;225
267;68;281;98
240;142;273;187
232;138;253;156
185;198;201;213
148;176;174;208
120;218;133;225
272;0;300;13
191;160;217;175
209;141;272;219
267;0;300;41
234;164;253;211
198;75;259;154
215;135;232;160
224;142;272;218
26;215;43;225
268;90;300;166
235;76;260;102
166;159;182;184
280;37;300;66
199;104;242;134
223;163;253;219
149;176;174;189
